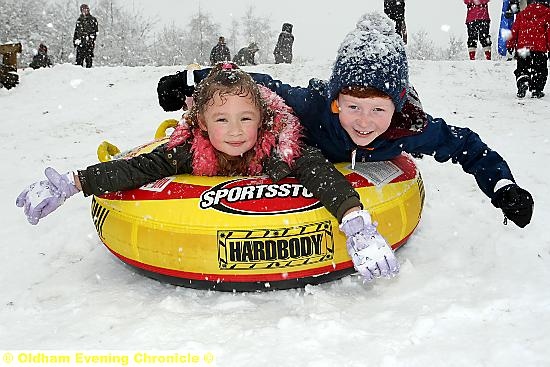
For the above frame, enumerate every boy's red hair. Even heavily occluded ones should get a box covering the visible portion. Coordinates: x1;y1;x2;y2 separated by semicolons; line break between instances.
339;86;392;99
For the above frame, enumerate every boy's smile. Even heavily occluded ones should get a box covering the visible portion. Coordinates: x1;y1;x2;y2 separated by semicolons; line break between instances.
336;94;395;147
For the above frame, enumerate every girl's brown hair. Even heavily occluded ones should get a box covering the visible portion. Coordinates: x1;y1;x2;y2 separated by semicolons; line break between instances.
187;62;273;175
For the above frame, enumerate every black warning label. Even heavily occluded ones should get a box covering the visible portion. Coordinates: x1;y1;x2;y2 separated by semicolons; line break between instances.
218;221;335;270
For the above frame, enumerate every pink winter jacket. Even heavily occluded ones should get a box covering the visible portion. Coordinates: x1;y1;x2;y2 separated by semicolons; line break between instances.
464;0;491;23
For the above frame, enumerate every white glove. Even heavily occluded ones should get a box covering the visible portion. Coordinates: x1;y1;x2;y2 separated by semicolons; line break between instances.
16;167;79;225
339;210;399;282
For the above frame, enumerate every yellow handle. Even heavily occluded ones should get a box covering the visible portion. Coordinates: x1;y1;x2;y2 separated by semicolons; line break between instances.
154;119;179;140
97;141;121;162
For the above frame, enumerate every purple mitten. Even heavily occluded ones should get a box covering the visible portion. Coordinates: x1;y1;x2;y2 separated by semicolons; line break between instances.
16;167;79;225
340;210;399;282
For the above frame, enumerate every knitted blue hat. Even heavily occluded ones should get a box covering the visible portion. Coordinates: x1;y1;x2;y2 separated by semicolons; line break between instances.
328;12;409;112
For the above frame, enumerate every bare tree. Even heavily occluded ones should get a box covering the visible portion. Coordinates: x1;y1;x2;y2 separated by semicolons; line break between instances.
152;23;190;66
93;0;155;66
0;0;156;66
184;11;220;65
408;29;438;61
0;0;59;66
48;0;80;64
228;17;240;58
443;34;465;61
240;5;275;64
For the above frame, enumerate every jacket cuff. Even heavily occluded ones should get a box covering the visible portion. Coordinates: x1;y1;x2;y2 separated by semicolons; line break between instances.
336;196;363;224
77;170;93;197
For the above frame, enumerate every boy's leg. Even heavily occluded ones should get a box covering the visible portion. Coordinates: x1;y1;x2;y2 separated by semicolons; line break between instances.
515;55;530;98
530;52;548;98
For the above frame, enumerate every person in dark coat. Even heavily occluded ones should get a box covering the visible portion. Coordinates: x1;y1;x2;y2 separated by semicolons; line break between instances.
157;12;534;230
384;0;407;44
209;36;231;65
506;0;550;98
73;4;98;68
233;42;259;66
29;44;53;69
273;23;294;64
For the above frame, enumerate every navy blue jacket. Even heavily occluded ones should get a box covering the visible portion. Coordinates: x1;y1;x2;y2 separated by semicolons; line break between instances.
247;73;515;200
180;69;515;200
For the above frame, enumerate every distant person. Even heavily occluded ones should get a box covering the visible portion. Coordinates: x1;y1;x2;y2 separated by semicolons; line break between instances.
273;23;294;64
506;0;550;98
499;0;528;59
384;0;407;44
29;44;53;69
209;36;231;65
233;42;259;66
73;3;98;68
464;0;492;60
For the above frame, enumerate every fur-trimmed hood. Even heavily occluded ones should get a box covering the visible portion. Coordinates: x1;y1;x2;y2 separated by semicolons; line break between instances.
166;85;303;176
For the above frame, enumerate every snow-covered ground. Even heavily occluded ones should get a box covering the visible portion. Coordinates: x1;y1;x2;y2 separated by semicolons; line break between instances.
1;60;549;366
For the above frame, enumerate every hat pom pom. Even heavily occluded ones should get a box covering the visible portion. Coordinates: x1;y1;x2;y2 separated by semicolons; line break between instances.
356;12;395;36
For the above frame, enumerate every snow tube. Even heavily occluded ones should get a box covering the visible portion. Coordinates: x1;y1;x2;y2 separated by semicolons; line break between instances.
91;121;424;291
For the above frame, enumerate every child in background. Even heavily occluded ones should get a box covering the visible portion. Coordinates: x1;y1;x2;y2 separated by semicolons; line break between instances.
157;12;534;229
506;0;550;98
464;0;492;60
29;44;53;69
16;63;398;283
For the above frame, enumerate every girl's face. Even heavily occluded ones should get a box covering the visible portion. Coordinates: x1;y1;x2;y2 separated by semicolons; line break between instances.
336;93;395;147
199;92;261;156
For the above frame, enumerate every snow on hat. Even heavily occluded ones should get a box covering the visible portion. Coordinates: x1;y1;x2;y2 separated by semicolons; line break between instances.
328;11;409;112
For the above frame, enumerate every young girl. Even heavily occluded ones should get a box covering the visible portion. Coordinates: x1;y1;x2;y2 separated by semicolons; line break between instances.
16;62;397;283
464;0;492;60
158;12;534;229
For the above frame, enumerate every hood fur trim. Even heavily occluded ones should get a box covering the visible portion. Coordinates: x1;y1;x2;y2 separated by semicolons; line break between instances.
166;85;303;176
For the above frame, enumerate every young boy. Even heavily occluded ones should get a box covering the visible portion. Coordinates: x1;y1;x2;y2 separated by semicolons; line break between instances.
157;12;534;229
506;0;550;98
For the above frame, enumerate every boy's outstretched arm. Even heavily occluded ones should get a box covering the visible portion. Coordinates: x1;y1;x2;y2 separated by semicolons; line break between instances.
406;116;534;228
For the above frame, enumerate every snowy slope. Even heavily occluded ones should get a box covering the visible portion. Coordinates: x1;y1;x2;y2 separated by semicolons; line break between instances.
1;60;549;367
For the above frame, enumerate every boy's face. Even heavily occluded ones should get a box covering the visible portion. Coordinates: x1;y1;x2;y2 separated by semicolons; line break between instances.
336;93;395;147
199;92;261;156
